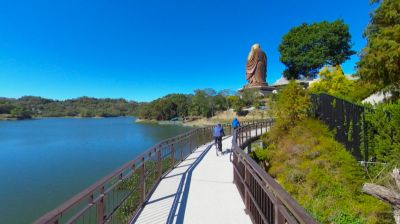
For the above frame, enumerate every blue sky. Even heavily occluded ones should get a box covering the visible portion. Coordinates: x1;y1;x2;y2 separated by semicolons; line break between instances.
0;0;375;102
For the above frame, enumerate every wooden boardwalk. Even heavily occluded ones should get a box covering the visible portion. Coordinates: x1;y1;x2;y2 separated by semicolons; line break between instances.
133;136;252;224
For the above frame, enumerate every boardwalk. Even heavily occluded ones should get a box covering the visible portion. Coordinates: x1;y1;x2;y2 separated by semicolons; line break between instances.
35;121;317;224
133;136;252;224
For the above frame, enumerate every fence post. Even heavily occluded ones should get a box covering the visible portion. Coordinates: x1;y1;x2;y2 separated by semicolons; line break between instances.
256;123;258;136
96;186;105;223
274;198;285;224
139;157;145;204
180;142;184;161
171;144;175;167
189;135;192;152
244;165;249;212
245;127;248;143
239;130;242;146
158;146;162;178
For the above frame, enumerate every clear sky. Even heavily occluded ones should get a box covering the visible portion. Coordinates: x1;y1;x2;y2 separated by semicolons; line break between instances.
0;0;375;102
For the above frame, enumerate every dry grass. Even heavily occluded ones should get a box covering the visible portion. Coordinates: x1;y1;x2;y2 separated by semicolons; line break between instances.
183;109;270;127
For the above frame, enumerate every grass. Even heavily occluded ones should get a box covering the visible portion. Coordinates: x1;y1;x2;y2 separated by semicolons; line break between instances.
255;118;393;224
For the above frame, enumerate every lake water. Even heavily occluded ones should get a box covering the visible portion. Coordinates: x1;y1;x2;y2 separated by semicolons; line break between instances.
0;117;192;223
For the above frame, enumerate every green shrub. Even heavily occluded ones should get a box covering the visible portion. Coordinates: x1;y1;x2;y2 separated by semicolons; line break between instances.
272;80;310;131
262;118;393;223
364;101;400;166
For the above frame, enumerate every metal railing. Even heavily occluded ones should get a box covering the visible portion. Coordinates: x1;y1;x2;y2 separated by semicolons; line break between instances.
35;126;219;224
232;120;318;224
36;119;317;224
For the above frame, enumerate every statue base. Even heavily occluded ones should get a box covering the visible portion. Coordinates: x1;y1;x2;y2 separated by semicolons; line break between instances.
239;85;276;97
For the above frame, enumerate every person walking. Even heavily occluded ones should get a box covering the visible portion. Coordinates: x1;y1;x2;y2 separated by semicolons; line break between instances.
230;118;240;161
231;118;240;146
213;123;225;155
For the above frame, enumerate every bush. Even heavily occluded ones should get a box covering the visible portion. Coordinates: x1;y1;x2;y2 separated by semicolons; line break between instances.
364;101;400;166
309;65;356;100
308;65;378;102
262;118;393;223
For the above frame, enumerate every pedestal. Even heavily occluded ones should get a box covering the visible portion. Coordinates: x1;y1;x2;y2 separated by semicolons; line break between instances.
239;85;276;97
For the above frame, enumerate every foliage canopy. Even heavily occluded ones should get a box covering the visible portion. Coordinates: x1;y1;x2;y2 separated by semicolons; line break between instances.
279;20;355;79
0;96;138;119
273;80;310;130
357;0;400;98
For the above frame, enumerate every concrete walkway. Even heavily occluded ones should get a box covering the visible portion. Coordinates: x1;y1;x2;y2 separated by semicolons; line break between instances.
133;136;252;224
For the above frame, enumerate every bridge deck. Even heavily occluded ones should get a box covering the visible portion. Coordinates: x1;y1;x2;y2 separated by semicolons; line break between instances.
133;135;252;224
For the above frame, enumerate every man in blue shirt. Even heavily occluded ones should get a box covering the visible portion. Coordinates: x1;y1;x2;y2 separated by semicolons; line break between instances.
231;118;240;146
213;123;225;155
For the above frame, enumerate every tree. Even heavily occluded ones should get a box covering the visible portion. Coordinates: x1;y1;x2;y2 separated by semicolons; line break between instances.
308;65;355;99
279;20;355;79
10;106;32;119
273;80;310;130
357;0;400;99
190;90;212;117
241;88;260;107
227;95;246;114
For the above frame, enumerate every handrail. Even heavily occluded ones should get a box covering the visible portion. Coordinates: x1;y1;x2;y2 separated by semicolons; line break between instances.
232;120;318;224
35;125;218;224
35;119;317;224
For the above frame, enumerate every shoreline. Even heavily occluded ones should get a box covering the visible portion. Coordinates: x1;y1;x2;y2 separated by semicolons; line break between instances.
0;115;133;121
135;109;270;127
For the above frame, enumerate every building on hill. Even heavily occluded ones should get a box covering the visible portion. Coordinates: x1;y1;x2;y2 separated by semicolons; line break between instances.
272;74;358;89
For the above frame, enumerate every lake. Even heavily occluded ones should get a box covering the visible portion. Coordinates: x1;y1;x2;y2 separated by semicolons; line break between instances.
0;117;192;223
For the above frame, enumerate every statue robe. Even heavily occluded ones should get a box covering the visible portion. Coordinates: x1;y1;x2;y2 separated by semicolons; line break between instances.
246;49;267;86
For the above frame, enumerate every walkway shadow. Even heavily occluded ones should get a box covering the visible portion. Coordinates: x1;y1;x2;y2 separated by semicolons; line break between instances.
168;136;231;224
166;143;212;223
131;143;213;224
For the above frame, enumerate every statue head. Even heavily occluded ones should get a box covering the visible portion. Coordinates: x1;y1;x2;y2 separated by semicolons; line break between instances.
251;43;261;51
248;43;261;60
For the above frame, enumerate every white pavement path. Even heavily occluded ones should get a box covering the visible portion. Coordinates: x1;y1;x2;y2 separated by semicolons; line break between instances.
133;135;252;224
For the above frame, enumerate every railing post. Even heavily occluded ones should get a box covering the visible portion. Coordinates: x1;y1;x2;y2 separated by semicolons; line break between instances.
171;144;175;167
244;164;249;213
244;127;248;142
274;198;285;224
196;131;199;148
249;126;252;139
139;157;145;204
158;146;162;178
238;129;241;146
256;123;258;136
189;135;192;152
180;143;184;161
240;130;243;146
96;186;105;223
261;122;263;135
88;194;94;223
